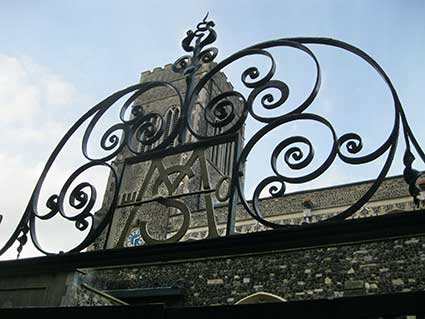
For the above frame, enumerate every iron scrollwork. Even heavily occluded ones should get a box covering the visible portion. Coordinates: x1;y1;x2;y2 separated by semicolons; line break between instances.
0;15;424;257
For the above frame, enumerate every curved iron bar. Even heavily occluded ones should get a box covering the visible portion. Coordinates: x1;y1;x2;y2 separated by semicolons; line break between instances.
0;82;183;256
182;34;404;228
0;16;423;257
213;36;405;227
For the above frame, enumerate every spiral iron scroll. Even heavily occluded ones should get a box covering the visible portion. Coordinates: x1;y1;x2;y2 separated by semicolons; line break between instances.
0;17;424;257
185;35;424;228
0;82;183;256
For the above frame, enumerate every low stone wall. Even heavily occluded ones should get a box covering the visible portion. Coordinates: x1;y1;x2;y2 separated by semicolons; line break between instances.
65;284;126;306
88;235;425;306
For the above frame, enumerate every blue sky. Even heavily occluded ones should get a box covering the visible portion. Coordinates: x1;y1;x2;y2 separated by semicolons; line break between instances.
0;0;424;258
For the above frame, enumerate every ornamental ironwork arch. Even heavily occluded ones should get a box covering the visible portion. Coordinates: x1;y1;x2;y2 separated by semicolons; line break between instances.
1;14;424;257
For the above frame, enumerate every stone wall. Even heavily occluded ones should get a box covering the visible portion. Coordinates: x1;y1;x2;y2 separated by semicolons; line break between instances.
89;235;425;306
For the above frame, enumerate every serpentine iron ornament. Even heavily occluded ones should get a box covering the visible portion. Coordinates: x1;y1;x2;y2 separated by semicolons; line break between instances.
0;14;424;257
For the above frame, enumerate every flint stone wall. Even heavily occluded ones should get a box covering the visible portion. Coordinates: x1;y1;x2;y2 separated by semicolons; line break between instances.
89;235;425;306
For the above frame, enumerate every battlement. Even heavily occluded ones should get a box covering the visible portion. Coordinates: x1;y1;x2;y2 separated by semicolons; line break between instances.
139;62;234;92
140;63;184;83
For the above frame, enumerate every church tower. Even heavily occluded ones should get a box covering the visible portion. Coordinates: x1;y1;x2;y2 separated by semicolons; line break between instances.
92;62;244;250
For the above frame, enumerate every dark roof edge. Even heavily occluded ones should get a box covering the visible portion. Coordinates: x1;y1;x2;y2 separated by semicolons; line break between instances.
0;209;424;275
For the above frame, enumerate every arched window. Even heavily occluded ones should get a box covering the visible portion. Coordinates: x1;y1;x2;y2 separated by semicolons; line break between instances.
235;292;286;304
164;108;173;137
164;106;180;147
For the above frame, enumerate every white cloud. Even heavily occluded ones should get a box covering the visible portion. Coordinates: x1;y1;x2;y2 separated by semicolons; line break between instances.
0;55;39;122
0;54;99;259
0;54;77;136
20;56;77;108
